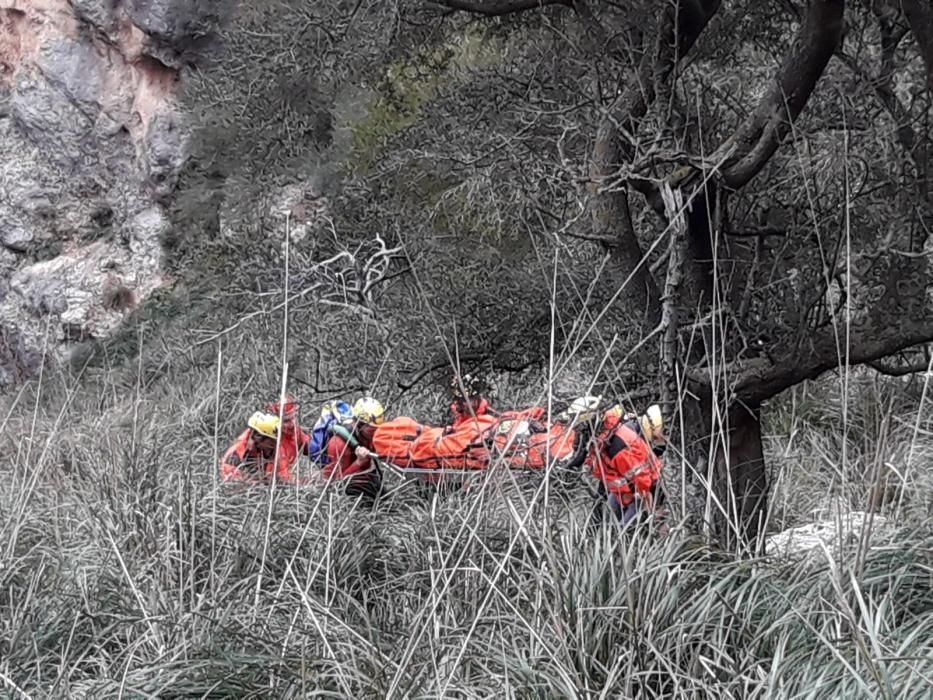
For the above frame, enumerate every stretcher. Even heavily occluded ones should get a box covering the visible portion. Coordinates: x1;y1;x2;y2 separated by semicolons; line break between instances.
368;410;589;481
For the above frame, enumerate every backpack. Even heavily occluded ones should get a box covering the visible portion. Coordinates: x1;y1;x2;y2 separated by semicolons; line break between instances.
308;400;353;465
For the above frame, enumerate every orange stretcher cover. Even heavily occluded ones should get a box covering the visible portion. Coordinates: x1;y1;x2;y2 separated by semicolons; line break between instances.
372;409;578;471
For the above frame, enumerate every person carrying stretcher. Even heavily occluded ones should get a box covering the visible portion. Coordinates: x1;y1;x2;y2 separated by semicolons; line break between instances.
586;403;667;526
323;396;386;505
220;411;299;483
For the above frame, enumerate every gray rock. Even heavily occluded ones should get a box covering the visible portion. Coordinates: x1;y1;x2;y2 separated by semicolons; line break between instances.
0;324;45;387
766;511;893;558
0;247;17;269
0;0;225;385
19;193;56;220
127;0;235;66
0;213;32;253
127;205;170;244
143;110;188;201
68;0;121;34
12;273;68;316
10;71;95;169
36;38;106;107
128;0;234;42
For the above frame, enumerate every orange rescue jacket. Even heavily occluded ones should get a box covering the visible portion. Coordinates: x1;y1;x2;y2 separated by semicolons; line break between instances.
587;419;661;505
220;426;309;483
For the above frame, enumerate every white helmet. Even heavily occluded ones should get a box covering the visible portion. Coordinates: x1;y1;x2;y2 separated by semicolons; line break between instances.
559;395;602;423
640;404;665;444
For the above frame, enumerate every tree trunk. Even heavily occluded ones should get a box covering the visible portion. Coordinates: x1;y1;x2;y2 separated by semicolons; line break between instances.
665;0;845;551
590;122;661;323
672;179;770;555
706;401;768;554
587;1;723;328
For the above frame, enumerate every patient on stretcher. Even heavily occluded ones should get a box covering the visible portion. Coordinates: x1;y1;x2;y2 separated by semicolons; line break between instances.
372;407;576;471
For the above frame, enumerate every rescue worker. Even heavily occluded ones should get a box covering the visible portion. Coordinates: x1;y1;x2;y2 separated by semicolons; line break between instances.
323;396;386;504
586;403;666;526
447;373;497;429
265;393;311;466
220;411;298;483
307;399;354;465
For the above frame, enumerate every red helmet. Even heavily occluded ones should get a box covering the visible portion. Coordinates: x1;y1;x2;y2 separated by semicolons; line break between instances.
266;393;298;420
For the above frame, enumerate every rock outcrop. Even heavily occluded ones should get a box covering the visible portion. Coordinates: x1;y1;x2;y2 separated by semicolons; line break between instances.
766;510;893;557
0;0;233;384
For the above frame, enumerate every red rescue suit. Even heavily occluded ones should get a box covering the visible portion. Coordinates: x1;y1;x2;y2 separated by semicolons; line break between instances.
587;418;661;507
323;423;377;481
220;429;305;483
322;423;382;501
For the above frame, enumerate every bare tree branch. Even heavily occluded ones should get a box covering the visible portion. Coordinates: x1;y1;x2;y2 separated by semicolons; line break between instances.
835;2;926;174
836;2;931;252
609;0;723;150
719;0;845;190
426;0;572;17
562;229;623;245
396;352;540;390
724;227;788;238
836;51;920;163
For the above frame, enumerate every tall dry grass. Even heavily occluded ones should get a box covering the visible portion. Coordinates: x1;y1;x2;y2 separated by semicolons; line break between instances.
1;345;931;698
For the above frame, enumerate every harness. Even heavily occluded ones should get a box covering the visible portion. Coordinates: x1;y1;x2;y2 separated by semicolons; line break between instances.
329;422;359;449
593;422;657;497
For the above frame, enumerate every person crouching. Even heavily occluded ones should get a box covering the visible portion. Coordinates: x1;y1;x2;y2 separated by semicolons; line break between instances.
220;411;298;483
323;396;386;505
586;404;667;526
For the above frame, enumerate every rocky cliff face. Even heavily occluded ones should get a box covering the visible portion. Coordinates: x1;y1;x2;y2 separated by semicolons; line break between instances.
0;0;233;385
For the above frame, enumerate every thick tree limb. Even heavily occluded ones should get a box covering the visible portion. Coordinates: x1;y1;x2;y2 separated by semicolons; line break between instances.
692;304;933;404
903;0;933;89
867;348;932;376
427;0;572;16
589;122;661;318
719;0;845;190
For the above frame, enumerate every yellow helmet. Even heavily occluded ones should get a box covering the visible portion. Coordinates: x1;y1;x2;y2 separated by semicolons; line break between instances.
640;404;664;443
248;411;280;439
352;396;386;425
